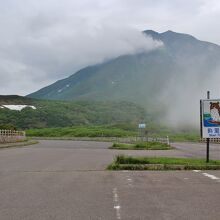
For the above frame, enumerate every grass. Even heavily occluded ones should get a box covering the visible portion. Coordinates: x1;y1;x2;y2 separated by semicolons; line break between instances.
107;155;220;170
114;155;220;165
143;122;200;142
26;124;201;142
110;141;171;150
168;133;200;142
26;125;136;137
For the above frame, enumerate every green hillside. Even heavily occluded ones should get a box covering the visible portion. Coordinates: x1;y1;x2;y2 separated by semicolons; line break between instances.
0;96;147;129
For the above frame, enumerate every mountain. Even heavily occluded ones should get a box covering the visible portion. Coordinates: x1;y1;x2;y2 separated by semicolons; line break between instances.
0;96;146;129
27;30;220;125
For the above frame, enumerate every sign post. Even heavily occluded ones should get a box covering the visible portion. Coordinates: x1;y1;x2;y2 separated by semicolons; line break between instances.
206;91;210;163
200;91;220;162
138;123;146;142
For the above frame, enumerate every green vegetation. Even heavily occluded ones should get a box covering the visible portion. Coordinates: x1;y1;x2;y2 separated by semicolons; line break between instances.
0;96;146;129
0;96;201;142
110;141;171;150
26;125;136;137
25;124;200;141
167;133;199;142
0;123;18;130
107;155;220;170
113;155;220;165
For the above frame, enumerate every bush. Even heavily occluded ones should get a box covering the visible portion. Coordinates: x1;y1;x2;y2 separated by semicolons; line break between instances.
0;123;17;130
110;141;171;150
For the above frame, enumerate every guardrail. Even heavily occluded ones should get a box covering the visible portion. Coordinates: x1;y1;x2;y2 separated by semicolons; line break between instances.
201;138;220;144
0;130;26;143
32;136;170;144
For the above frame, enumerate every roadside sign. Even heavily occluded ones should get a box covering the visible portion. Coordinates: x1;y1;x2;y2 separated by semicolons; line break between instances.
201;99;220;138
138;124;146;129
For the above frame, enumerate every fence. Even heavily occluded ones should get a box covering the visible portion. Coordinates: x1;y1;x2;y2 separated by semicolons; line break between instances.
33;136;170;145
201;138;220;144
0;130;26;143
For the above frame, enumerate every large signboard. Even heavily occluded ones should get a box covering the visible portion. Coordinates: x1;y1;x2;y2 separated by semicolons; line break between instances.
201;99;220;138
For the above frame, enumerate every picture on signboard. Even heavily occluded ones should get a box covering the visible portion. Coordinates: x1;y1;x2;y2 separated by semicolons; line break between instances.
201;99;220;138
203;101;220;127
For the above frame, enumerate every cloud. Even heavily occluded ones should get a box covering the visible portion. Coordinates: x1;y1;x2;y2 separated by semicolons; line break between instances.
0;0;163;95
0;0;220;95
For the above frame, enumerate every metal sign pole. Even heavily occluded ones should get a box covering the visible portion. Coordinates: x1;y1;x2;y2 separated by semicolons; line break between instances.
206;91;210;163
200;100;202;139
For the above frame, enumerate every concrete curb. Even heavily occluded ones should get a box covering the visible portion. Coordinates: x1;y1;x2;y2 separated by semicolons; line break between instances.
108;163;220;170
0;140;38;149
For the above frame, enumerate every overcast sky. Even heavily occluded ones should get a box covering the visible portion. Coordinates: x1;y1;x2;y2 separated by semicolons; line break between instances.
0;0;220;95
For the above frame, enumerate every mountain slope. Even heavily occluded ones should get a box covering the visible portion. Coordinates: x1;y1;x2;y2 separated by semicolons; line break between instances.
28;30;220;125
0;96;146;129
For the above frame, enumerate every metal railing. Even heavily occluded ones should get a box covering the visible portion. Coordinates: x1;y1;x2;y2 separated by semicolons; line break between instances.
33;136;170;144
201;138;220;144
0;130;26;143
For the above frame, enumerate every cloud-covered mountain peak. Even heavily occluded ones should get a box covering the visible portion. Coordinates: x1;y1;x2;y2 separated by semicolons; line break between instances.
28;30;220;126
144;30;198;44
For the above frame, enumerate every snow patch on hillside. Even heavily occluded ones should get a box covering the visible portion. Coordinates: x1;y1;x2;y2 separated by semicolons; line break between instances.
57;84;70;93
1;105;37;111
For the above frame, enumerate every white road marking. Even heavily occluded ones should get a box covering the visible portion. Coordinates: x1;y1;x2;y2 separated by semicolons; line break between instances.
112;188;121;219
202;173;220;180
193;170;201;173
114;193;118;202
114;205;121;209
126;175;134;187
193;170;220;181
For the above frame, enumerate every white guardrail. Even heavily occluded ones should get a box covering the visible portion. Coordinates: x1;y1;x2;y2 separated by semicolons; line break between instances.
34;136;170;145
0;130;26;143
201;138;220;144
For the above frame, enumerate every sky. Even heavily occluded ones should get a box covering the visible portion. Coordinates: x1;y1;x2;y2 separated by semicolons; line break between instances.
0;0;220;95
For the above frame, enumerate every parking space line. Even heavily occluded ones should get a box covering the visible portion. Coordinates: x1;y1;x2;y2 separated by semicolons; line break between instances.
113;187;121;219
193;170;201;173
193;170;220;181
202;173;220;180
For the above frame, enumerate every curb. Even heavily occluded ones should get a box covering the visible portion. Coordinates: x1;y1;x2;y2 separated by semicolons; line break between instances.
0;140;38;149
108;163;220;171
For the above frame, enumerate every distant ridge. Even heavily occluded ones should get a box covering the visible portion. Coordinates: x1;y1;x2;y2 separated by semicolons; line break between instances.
0;95;146;128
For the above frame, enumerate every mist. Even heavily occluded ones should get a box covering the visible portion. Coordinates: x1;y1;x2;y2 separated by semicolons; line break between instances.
156;56;220;129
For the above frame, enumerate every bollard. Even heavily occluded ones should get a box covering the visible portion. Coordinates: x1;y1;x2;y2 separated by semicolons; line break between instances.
167;136;170;145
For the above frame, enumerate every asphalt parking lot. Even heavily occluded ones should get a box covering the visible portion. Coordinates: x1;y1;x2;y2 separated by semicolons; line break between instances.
0;140;219;220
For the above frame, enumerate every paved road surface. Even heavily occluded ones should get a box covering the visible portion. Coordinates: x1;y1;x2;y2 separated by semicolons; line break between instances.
172;142;220;160
0;140;219;220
